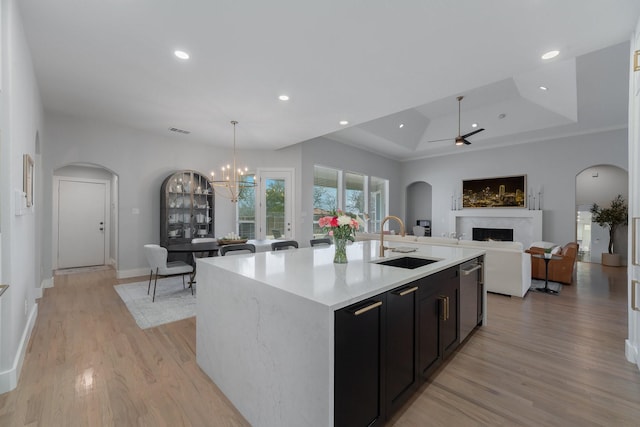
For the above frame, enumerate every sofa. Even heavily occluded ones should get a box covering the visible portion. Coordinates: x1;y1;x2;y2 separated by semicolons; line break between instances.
525;242;579;285
355;233;531;298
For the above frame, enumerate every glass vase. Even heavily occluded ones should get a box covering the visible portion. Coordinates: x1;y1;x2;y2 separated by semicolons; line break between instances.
333;238;348;264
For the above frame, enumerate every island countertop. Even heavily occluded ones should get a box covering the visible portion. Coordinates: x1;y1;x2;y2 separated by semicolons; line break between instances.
196;240;486;426
197;239;484;310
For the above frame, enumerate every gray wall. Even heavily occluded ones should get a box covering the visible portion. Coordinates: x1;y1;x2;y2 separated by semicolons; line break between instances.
0;0;44;389
401;128;628;245
42;111;301;277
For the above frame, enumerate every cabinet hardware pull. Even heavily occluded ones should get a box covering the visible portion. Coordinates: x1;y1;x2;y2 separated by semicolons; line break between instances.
633;280;640;312
445;296;450;320
439;295;446;321
353;301;382;316
396;286;418;296
462;264;482;275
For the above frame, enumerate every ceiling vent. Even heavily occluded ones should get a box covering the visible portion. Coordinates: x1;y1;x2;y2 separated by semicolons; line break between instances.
169;127;191;135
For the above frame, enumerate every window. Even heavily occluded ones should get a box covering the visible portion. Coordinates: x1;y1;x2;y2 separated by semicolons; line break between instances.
345;172;365;217
369;176;388;233
313;166;388;235
313;166;340;237
237;175;256;239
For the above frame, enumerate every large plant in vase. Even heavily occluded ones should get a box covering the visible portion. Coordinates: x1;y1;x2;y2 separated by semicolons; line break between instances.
590;194;628;266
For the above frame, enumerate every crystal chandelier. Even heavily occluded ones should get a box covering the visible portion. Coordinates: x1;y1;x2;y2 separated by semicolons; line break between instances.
210;120;256;202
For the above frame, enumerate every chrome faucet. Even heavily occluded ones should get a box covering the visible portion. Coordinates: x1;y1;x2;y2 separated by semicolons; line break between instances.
379;215;406;257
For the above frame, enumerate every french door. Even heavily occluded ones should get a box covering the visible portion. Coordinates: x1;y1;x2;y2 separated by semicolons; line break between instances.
256;168;294;240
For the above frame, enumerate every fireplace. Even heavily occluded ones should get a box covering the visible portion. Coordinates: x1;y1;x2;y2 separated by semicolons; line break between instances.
472;227;514;242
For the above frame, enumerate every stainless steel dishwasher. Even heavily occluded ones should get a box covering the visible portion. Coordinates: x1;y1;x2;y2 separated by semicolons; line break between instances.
460;259;483;342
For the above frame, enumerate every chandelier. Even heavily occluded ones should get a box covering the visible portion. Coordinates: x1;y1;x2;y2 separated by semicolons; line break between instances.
210;120;256;202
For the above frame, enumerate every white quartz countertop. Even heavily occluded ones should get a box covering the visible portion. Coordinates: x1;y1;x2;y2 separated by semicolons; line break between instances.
198;240;484;310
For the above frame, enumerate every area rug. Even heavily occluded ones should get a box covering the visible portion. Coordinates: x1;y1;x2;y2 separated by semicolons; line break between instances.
530;278;563;294
114;277;196;329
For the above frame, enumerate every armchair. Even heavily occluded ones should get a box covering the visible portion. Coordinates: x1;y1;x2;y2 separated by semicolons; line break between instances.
526;242;579;285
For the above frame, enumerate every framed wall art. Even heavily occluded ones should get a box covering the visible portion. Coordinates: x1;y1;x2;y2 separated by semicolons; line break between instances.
462;175;526;208
23;154;34;208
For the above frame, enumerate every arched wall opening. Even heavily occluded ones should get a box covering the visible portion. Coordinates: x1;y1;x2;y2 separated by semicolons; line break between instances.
575;164;628;264
406;181;432;235
52;163;119;270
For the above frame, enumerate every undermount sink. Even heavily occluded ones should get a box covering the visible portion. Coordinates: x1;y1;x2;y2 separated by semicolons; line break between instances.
374;256;438;269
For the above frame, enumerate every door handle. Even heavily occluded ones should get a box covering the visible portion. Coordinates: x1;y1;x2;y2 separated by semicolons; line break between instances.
394;286;418;296
439;295;447;321
352;301;382;316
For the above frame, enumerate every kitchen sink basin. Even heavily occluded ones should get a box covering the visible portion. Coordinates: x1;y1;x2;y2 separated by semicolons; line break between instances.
375;256;438;269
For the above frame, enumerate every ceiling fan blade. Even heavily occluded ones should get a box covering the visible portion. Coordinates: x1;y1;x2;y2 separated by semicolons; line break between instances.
427;137;453;143
463;139;472;145
461;128;485;139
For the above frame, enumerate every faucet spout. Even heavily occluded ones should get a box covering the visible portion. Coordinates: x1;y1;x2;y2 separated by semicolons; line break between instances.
379;215;405;257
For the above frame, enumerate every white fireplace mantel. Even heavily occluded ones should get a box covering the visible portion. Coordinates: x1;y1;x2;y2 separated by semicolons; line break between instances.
449;209;542;248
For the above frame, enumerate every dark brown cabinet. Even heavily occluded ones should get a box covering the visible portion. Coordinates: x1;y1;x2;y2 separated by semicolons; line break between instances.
385;283;419;415
335;266;463;426
334;297;385;427
418;267;459;378
160;170;214;247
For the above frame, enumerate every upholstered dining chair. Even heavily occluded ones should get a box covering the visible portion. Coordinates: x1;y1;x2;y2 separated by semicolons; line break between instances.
310;238;331;247
191;237;217;263
271;240;299;251
219;243;256;256
143;244;194;302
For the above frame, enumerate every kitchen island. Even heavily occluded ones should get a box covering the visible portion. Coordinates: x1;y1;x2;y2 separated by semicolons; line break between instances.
196;240;485;426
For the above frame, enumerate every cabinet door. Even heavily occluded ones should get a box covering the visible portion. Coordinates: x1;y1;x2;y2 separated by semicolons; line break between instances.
418;290;441;378
386;283;419;415
335;297;385;427
440;277;460;359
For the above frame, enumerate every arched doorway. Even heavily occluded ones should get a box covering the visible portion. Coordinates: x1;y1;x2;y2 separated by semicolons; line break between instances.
406;181;432;235
53;164;119;270
575;164;628;263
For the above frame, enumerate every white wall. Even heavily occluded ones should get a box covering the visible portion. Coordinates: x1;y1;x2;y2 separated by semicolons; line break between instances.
42;111;302;277
401;128;628;245
0;0;44;392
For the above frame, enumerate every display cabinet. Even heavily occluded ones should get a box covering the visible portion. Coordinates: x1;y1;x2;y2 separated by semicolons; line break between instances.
160;170;215;247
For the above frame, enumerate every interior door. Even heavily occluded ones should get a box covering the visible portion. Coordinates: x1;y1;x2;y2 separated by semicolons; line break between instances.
257;169;294;240
57;179;106;268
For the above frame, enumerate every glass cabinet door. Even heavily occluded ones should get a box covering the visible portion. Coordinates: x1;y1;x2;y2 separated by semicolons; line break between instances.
161;170;215;246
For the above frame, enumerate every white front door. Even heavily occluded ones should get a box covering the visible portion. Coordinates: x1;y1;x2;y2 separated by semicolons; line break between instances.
57;179;107;269
256;168;294;240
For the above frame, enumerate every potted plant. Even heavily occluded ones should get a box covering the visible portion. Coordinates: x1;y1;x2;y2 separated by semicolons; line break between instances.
590;194;628;266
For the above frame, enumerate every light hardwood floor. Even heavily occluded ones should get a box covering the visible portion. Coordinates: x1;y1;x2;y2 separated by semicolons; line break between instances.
0;262;639;426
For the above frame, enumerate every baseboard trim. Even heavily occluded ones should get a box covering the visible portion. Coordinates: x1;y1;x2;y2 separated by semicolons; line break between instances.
117;267;149;279
625;339;640;371
34;277;54;300
0;302;38;394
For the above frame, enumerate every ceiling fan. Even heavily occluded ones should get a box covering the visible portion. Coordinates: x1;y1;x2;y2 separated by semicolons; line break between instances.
428;96;485;146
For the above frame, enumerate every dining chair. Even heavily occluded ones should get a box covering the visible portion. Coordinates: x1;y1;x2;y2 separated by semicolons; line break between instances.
310;238;331;247
271;240;299;251
220;243;256;256
191;237;217;262
143;244;194;302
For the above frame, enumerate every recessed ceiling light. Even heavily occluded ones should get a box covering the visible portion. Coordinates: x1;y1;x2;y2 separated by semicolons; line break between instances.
541;50;559;60
279;95;290;101
174;50;190;60
471;123;478;128
498;113;506;119
539;86;548;91
399;123;404;128
339;120;349;126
